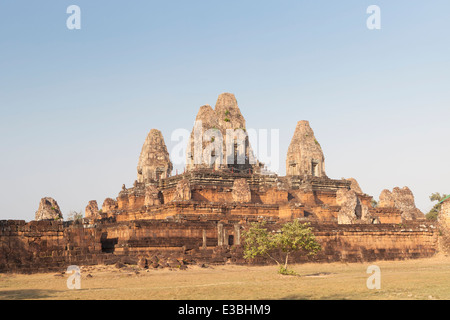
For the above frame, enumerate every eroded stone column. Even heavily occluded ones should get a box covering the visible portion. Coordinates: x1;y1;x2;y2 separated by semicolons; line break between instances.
202;229;207;249
217;222;224;246
234;224;241;245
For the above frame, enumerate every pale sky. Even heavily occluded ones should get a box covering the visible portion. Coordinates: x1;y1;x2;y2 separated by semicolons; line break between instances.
1;1;449;220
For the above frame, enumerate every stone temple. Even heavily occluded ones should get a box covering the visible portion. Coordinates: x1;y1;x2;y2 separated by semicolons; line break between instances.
0;93;442;274
110;92;424;226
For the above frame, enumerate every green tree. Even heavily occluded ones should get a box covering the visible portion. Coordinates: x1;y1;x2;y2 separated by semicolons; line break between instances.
243;220;321;275
371;199;378;208
67;210;83;223
426;192;448;221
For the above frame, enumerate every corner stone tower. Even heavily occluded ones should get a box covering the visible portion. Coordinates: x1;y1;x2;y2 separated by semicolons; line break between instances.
137;129;173;183
35;197;63;221
286;120;326;177
378;187;424;220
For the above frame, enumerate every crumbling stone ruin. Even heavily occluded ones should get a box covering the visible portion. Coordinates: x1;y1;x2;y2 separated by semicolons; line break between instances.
35;197;63;221
346;178;364;195
173;179;191;202
336;189;376;225
232;179;251;203
85;200;99;219
378;187;425;221
0;93;440;274
144;185;161;206
102;198;118;215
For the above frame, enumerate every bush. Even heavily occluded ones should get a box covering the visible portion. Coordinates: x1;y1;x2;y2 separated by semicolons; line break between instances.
67;210;83;222
426;211;439;221
278;266;298;276
426;192;448;221
243;220;321;275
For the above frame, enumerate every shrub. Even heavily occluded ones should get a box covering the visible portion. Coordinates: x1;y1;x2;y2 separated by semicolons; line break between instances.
243;220;321;275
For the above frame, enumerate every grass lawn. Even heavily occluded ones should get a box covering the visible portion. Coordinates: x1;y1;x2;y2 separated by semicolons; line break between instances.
0;255;449;300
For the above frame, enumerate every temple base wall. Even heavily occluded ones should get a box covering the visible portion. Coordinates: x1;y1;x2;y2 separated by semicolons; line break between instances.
0;219;439;274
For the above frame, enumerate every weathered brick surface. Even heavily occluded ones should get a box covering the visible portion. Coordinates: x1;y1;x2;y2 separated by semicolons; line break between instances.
4;171;431;274
112;169;405;225
0;219;438;273
439;199;450;253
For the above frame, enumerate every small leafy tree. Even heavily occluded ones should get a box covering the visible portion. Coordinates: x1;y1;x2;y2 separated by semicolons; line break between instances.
426;192;448;221
243;220;321;275
371;199;378;208
67;210;83;223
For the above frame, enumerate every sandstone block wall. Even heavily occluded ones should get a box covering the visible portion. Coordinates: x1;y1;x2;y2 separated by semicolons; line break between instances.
0;219;438;274
0;220;104;274
246;222;438;264
439;199;450;253
311;222;437;262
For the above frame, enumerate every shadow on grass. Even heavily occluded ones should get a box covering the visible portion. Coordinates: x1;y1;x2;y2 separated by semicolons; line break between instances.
0;289;60;300
279;294;312;300
280;294;353;300
303;272;334;277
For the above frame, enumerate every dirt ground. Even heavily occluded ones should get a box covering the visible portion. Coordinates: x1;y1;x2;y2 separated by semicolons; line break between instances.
1;255;449;300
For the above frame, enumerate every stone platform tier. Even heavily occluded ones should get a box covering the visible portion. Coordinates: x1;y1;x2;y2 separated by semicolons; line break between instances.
111;169;371;223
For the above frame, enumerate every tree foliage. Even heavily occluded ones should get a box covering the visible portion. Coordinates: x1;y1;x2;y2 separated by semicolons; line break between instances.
426;192;448;221
243;220;321;275
371;199;378;208
67;210;83;223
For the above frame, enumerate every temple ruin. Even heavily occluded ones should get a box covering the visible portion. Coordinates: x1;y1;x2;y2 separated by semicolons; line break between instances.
0;93;441;274
35;197;63;221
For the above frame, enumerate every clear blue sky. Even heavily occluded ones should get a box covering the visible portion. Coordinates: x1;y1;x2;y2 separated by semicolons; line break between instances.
1;1;449;220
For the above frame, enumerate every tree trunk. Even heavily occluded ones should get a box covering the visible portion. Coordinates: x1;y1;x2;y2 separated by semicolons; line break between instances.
266;253;280;266
284;253;289;269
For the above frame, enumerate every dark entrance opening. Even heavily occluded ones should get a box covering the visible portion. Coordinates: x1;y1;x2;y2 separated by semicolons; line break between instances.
228;235;234;246
100;232;118;253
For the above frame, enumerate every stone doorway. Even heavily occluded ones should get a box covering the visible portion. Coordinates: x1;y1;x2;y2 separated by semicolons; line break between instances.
228;235;234;246
312;160;319;177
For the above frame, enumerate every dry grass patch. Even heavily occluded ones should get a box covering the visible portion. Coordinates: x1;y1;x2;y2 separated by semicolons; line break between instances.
0;255;449;300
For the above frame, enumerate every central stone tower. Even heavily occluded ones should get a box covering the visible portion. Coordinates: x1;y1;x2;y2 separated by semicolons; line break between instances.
186;93;260;173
